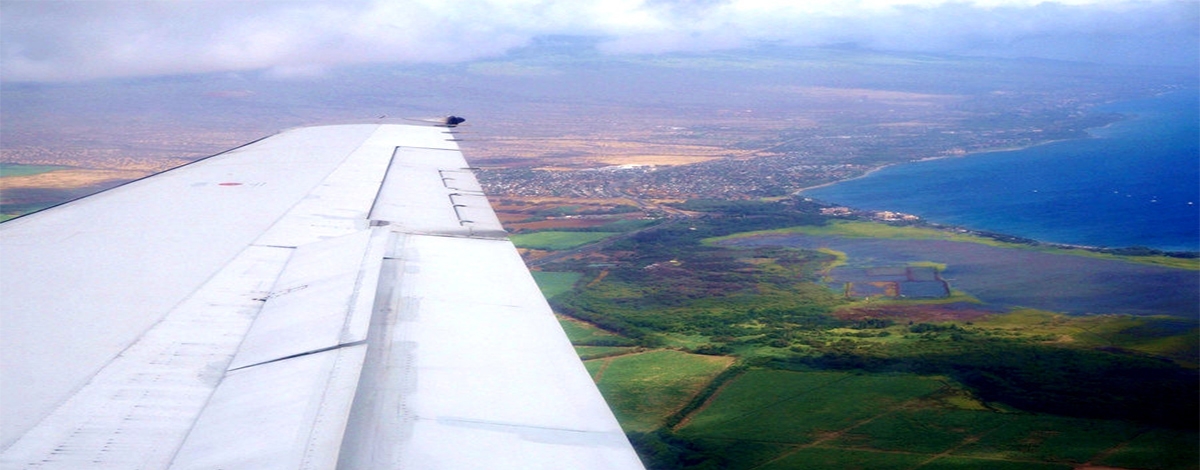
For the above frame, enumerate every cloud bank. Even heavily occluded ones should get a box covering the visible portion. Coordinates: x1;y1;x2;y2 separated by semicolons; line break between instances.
2;0;1196;82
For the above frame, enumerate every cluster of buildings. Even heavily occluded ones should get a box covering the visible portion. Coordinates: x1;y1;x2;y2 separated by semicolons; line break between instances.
820;206;920;222
478;155;868;200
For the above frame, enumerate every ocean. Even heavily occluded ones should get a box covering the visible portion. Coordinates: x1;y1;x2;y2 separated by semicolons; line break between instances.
802;89;1200;252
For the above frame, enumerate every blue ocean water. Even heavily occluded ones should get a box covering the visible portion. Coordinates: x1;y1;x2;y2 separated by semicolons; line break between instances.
803;89;1200;252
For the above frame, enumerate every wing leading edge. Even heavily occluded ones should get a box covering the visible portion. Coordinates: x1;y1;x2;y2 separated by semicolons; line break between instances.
0;124;645;469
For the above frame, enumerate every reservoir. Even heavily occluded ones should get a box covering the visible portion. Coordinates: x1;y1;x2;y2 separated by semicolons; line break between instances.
803;89;1200;252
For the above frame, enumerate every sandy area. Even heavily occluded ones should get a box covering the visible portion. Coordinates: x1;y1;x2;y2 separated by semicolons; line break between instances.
587;154;722;166
0;169;148;190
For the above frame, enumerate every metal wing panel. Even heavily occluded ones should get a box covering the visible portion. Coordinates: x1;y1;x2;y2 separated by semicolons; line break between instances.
0;125;378;448
369;147;506;238
170;345;368;470
0;124;645;470
396;235;623;431
0;245;293;469
227;229;383;370
253;125;451;248
335;233;643;469
377;124;461;151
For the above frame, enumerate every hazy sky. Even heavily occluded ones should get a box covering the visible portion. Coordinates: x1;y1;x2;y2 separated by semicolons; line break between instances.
2;0;1196;82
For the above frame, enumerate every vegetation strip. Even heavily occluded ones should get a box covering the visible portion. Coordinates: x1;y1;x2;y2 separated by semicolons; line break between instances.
710;220;1199;270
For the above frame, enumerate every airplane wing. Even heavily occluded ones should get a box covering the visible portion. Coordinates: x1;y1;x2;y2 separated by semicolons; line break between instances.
0;124;645;469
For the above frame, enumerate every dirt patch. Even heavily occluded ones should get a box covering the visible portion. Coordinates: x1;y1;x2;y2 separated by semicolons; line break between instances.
591;357;614;382
0;169;148;190
587;154;722;166
834;304;994;323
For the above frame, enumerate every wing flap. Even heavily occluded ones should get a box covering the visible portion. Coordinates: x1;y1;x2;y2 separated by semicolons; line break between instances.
227;229;385;370
170;345;368;470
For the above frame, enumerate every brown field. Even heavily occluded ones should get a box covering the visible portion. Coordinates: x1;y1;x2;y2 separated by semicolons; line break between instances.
586;154;722;166
469;136;730;169
0;169;148;190
515;248;552;260
490;194;656;233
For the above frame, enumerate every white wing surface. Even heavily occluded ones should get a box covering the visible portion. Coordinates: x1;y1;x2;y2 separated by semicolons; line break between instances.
0;124;645;469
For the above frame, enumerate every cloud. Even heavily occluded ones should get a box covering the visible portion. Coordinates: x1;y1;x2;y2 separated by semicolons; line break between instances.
1;0;1195;82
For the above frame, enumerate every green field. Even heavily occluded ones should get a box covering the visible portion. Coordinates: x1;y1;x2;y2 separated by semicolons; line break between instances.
974;309;1199;366
756;448;942;470
593;218;659;232
953;415;1141;462
707;220;977;243
0;163;71;177
679;370;946;443
558;315;636;346
1095;429;1200;470
587;350;733;432
662;369;1198;469
1;164;75;221
510;231;618;250
531;271;583;298
574;345;639;360
831;407;1011;454
915;457;1072;470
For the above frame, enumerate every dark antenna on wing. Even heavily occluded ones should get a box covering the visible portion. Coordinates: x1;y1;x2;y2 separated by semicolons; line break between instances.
402;116;467;128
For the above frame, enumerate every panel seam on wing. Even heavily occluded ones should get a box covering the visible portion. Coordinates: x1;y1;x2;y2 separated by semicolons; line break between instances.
227;340;368;372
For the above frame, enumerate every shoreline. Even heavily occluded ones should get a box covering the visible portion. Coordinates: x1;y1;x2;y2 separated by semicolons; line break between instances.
792;162;897;194
789;129;1199;255
793;136;1082;195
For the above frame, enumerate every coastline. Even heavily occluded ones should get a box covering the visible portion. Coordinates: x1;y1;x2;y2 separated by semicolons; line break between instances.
792;137;1078;195
792;162;896;194
790;99;1199;254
